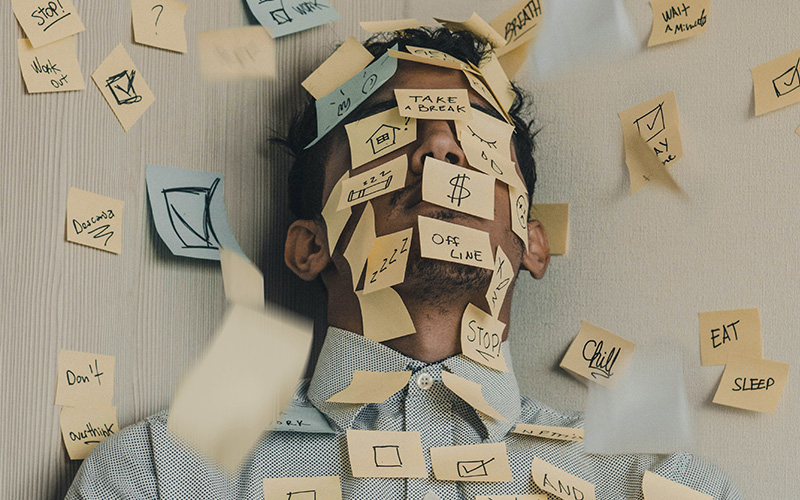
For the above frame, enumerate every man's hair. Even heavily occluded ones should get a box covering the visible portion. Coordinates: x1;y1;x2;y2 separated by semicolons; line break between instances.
276;27;538;221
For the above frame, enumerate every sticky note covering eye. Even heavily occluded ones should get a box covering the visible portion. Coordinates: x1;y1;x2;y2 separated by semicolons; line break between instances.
422;158;495;220
263;476;342;500
363;228;412;294
346;429;427;478
456;113;523;190
91;44;155;132
55;350;115;407
712;354;789;414
132;0;189;53
641;471;712;500
429;442;512;482
197;27;276;81
339;155;408;210
752;48;800;116
647;0;710;47
17;36;85;93
345;108;416;169
12;0;85;49
418;216;493;270
461;304;508;372
302;37;373;99
559;321;636;388
530;203;569;256
327;370;411;404
356;287;415;343
396;89;473;120
531;457;596;500
66;188;124;254
698;308;762;366
60;406;118;460
485;246;511;317
244;0;340;38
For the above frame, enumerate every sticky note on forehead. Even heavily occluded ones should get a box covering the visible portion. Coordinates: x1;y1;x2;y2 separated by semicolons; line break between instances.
395;89;473;120
302;37;373;100
345;108;416;169
712;354;789;414
12;0;85;48
417;216;493;270
698;308;762;366
422;158;495;220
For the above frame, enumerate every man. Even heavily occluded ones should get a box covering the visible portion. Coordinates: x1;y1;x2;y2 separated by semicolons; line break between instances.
67;27;740;499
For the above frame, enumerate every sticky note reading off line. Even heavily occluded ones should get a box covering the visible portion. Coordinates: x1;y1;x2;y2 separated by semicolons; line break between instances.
346;429;427;478
132;0;189;53
418;216;493;270
396;89;473;120
60;406;118;460
647;0;709;47
12;0;85;48
531;457;596;500
55;349;115;407
18;37;85;93
429;442;512;482
641;471;712;500
66;188;124;255
712;354;789;414
263;476;342;500
461;303;509;372
197;27;276;81
698;308;762;366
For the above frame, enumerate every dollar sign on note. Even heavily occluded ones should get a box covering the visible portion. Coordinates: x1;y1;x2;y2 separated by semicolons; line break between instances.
448;174;471;207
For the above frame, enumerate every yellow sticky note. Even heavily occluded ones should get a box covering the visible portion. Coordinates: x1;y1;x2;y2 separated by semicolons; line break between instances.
346;429;427;478
435;13;507;49
752;48;800;116
496;39;535;79
796;123;800;137
389;49;465;71
461;303;508;372
405;45;469;66
356;287;416;343
530;203;569;256
478;53;515;114
477;496;546;500
345;108;416;169
457;114;523;190
698;308;762;366
322;171;351;254
422;158;495;220
360;19;423;33
508;183;529;253
441;371;506;421
712;354;789;414
17;36;84;93
512;423;584;442
219;247;264;310
429;442;512;482
647;0;710;47
263;476;342;500
66;188;124;254
55;350;115;407
92;44;155;132
462;71;506;118
642;471;712;500
343;203;376;289
328;370;411;404
132;0;189;53
60;406;118;460
491;0;543;53
531;457;596;500
363;228;412;294
12;0;85;48
395;89;473;120
418;216;493;270
559;321;636;388
339;155;408;210
485;246;511;317
197;26;275;81
302;37;373;99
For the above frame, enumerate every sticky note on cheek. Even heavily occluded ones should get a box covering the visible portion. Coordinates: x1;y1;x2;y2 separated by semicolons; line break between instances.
395;89;473;120
363;228;412;294
339;155;408;211
417;216;493;270
55;350;115;406
12;0;85;49
422;158;495;220
17;36;85;93
345;108;416;169
712;354;789;414
699;308;762;366
60;406;118;460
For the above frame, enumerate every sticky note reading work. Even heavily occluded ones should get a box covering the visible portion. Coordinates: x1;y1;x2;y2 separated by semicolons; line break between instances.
648;0;709;47
531;457;596;500
461;303;508;372
485;246;511;317
197;27;275;81
302;37;373;99
244;0;340;38
60;406;118;460
698;308;762;366
356;287;415;342
66;188;124;254
92;44;155;132
17;36;84;93
327;370;411;404
642;471;712;500
712;354;789;414
346;429;427;478
560;321;636;388
263;476;342;500
418;216;493;270
513;423;584;442
55;350;115;407
429;442;512;482
396;89;473;120
752;48;800;116
531;203;569;255
363;228;412;294
132;0;189;53
422;158;495;220
12;0;85;48
345;110;416;169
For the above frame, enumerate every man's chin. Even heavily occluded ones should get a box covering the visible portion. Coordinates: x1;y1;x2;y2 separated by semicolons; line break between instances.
396;256;492;307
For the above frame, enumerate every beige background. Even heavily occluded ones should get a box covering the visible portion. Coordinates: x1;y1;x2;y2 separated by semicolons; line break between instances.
1;0;797;498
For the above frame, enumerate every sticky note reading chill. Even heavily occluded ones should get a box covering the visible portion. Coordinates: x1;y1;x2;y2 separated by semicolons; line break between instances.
263;476;342;500
346;429;427;478
440;371;507;421
560;321;636;388
363;228;412;294
396;89;473;120
491;0;543;53
60;406;118;460
641;471;712;500
17;37;84;93
92;44;155;132
244;0;340;38
345;108;416;169
418;216;493;270
328;370;411;404
343;203;376;289
512;423;584;442
429;442;512;482
66;188;124;254
531;203;569;255
321;171;351;253
302;37;373;99
356;287;415;343
712;354;789;414
422;158;495;220
698;308;762;366
531;457;596;500
12;0;85;48
461;303;509;372
648;0;710;47
339;155;409;210
55;350;115;407
752;48;800;116
485;246;511;317
197;27;275;81
132;0;189;53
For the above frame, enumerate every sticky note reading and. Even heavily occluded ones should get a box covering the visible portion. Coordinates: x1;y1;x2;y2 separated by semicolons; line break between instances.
530;204;569;255
321;171;351;253
197;27;275;81
429;442;512;482
698;308;762;366
345;109;416;169
422;158;495;220
132;0;189;53
485;246;511;317
55;350;115;407
441;371;506;421
12;0;85;48
66;188;124;254
328;370;411;404
92;45;155;131
641;471;712;500
356;287;416;343
245;0;340;38
219;247;264;310
263;476;342;500
648;0;710;47
343;203;376;289
712;354;789;413
60;406;118;460
346;429;427;478
513;423;584;442
418;216;493;270
461;304;509;372
752;48;800;116
302;37;373;99
396;89;473;120
17;36;84;93
560;321;636;388
363;228;412;294
531;457;596;500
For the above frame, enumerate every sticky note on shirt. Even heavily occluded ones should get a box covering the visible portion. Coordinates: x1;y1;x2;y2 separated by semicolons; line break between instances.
197;27;276;81
345;108;416;169
712;354;789;414
132;0;189;53
698;308;762;366
340;156;408;210
418;216;493;270
531;457;596;500
422;158;495;220
342;203;376;289
477;496;546;500
642;471;712;500
321;171;351;254
396;89;473;120
12;0;85;48
531;203;569;255
263;476;342;500
512;423;584;442
327;370;411;404
244;0;340;38
17;36;84;93
752;48;800;116
429;442;512;482
92;44;155;132
302;37;373;99
560;321;636;388
485;246;511;317
346;429;427;478
441;371;507;421
60;406;118;460
647;0;710;47
363;228;412;294
66;188;124;254
356;287;416;343
272;405;335;434
461;303;508;372
55;350;115;407
219;247;264;310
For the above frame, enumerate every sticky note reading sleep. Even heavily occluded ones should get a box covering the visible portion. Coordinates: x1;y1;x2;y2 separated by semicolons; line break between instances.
302;37;373;99
429;442;512;482
395;89;473;120
485;246;511;317
363;228;412;294
132;0;189;53
263;476;342;500
338;154;408;210
66;188;124;254
418;216;493;270
321;171;351;253
55;350;115;407
422;158;495;220
698;308;762;366
513;423;584;442
356;287;415;343
441;371;507;421
346;429;427;478
461;303;509;372
560;321;636;388
12;0;85;48
219;247;264;310
345;108;416;169
647;0;710;47
751;48;800;116
641;471;712;500
328;370;412;404
17;36;84;93
531;457;596;500
712;354;789;413
60;406;118;460
92;44;155;132
531;203;569;255
197;27;275;81
244;0;340;38
343;203;376;289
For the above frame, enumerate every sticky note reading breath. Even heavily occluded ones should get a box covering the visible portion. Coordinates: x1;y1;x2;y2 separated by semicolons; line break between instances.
712;354;789;414
752;48;800;116
244;0;340;38
531;457;596;500
698;308;762;366
263;476;342;500
60;406;118;460
345;109;416;169
328;370;412;404
55;350;115;407
647;0;710;47
530;204;569;255
485;246;511;317
346;429;427;478
441;371;507;421
197;27;275;81
132;0;189;53
66;188;124;254
356;287;415;343
429;442;512;482
560;321;636;388
302;37;373;99
461;303;508;372
422;158;495;220
17;36;84;93
92;44;155;131
491;0;543;54
642;471;712;500
513;423;584;442
418;216;493;270
363;228;412;294
343;203;376;289
396;89;473;120
12;0;85;48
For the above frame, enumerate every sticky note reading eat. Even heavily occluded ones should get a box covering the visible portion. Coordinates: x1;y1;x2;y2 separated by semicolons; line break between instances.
647;0;709;47
531;457;596;500
530;203;569;255
461;303;509;372
512;423;584;442
422;158;495;220
485;246;511;317
712;354;789;414
244;0;340;38
60;406;118;460
751;48;800;116
698;308;762;366
356;287;416;343
92;44;155;132
263;476;342;500
429;442;512;482
395;89;473;120
345;108;417;169
339;155;409;209
328;370;411;404
343;203;376;290
197;27;276;81
440;371;506;421
418;216;493;270
641;471;712;500
346;429;427;478
560;321;636;388
302;37;373;99
66;188;124;254
12;0;85;48
17;36;84;93
132;0;189;53
363;228;412;294
55;350;115;407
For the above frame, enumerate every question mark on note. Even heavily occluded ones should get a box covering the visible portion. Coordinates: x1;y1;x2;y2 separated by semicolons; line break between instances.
151;4;164;35
403;116;410;130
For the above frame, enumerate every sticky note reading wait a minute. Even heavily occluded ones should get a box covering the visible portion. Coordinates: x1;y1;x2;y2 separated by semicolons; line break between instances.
699;308;762;366
60;406;118;460
418;216;493;270
396;89;473;120
12;0;85;48
648;0;709;47
642;471;712;500
560;321;636;388
346;429;427;478
55;350;115;407
752;48;800;116
66;188;124;254
263;476;342;500
531;457;596;500
429;442;512;482
712;354;789;414
18;37;84;93
132;0;189;53
92;44;155;132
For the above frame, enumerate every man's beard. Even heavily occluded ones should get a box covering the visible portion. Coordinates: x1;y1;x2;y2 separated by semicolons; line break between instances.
398;250;492;309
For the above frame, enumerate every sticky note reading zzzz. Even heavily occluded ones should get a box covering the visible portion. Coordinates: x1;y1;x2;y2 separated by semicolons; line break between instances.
698;308;762;366
429;442;512;482
395;89;473;120
197;27;275;81
66;188;124;254
513;423;585;442
132;0;189;53
356;287;415;342
92;45;155;132
345;109;416;169
485;246;511;317
12;0;85;48
244;0;340;38
531;204;569;255
422;158;495;220
461;303;509;372
751;48;800;116
648;0;709;47
60;406;118;460
531;457;596;500
712;354;789;414
363;228;412;294
560;321;636;388
328;370;412;404
55;350;115;407
17;37;84;93
263;476;342;500
346;429;427;478
642;471;712;500
418;216;493;270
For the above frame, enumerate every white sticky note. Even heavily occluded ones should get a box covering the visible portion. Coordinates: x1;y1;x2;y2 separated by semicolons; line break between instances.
356;287;416;343
302;37;373;99
512;423;584;442
531;457;596;500
345;108;416;169
321;170;351;254
396;88;473;120
328;370;411;404
642;471;712;500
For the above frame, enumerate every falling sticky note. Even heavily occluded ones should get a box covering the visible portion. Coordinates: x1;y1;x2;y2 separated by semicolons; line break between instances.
197;26;275;81
55;350;115;407
435;13;506;49
356;287;415;343
512;423;584;442
339;155;408;210
491;0;543;54
647;0;710;47
461;304;508;372
698;308;762;366
244;0;340;38
422;158;495;220
530;203;569;256
327;370;411;404
132;0;189;53
66;188;124;255
508;183;529;252
346;429;427;478
12;0;85;48
219;247;264;310
712;354;789;414
345;108;416;169
418;216;493;270
429;442;512;482
321;171;351;254
531;457;596;500
752;48;800;116
17;36;84;93
560;321;636;388
363;228;412;294
167;303;312;471
485;246;511;317
145;164;243;261
302;37;373;99
360;19;423;33
642;471;712;500
342;203;376;289
91;44;155;132
60;406;118;460
263;476;342;500
396;89;473;120
441;371;506;421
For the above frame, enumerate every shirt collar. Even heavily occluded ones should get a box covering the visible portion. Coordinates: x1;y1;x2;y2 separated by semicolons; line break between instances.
308;327;522;442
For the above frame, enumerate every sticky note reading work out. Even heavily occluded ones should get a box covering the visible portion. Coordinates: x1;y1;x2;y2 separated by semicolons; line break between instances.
17;36;84;93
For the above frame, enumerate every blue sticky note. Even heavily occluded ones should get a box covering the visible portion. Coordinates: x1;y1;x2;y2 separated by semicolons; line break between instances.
145;164;244;261
244;0;340;38
306;45;399;149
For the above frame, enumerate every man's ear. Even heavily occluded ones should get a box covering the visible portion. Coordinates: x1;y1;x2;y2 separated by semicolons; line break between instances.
521;219;550;279
284;219;331;281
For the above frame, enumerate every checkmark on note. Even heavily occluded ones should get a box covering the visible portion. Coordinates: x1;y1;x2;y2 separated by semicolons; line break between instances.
457;457;495;478
772;57;800;98
633;103;665;142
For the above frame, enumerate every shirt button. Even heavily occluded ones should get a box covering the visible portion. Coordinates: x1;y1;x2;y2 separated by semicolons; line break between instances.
416;373;433;390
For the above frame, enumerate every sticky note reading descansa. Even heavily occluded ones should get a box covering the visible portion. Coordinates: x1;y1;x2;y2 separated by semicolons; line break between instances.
698;308;761;366
197;27;275;81
18;37;84;93
752;48;800;116
346;429;427;478
363;228;412;294
712;354;789;414
66;188;124;255
55;350;115;407
485;246;511;317
531;203;569;256
418;216;493;270
132;0;189;53
642;471;712;500
396;89;473;120
513;423;584;442
422;158;495;220
60;406;118;460
356;287;415;343
92;45;155;132
263;476;342;500
647;0;709;47
345;108;416;169
327;370;411;404
302;37;373;100
559;321;636;388
531;457;596;500
429;442;512;482
461;303;509;372
12;0;85;48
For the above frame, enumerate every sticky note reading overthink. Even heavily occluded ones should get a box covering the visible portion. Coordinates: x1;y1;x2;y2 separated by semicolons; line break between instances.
55;350;115;407
647;0;710;47
132;0;189;53
92;44;155;132
263;476;342;500
698;308;762;366
17;37;84;93
752;48;800;116
461;303;509;372
418;216;493;270
712;354;789;414
396;89;473;120
346;429;427;478
422;158;495;220
66;188;124;254
60;406;118;460
429;442;512;482
560;321;636;388
12;0;85;48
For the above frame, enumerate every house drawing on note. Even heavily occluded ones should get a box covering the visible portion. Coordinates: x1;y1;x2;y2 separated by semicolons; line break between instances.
367;124;400;154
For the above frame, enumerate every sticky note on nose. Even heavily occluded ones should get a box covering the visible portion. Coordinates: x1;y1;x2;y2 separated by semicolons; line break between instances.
422;157;495;220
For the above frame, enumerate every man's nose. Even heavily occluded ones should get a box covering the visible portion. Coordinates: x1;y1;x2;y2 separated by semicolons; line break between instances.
409;119;467;175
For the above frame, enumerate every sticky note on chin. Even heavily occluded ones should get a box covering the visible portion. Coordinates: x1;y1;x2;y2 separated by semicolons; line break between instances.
417;216;493;270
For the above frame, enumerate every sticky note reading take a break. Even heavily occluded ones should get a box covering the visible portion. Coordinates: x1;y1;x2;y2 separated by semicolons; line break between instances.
338;154;407;210
18;37;84;93
429;442;512;482
60;406;118;460
712;354;789;414
648;0;710;47
531;457;596;500
322;171;351;253
92;45;155;132
752;48;800;116
12;0;85;48
346;429;427;478
132;0;189;53
418;216;493;270
531;204;569;256
422;158;495;220
395;89;473;120
55;350;115;407
486;246;511;317
197;27;275;81
327;370;411;404
699;308;762;366
461;303;509;372
303;37;373;100
513;423;585;442
356;287;416;343
560;321;636;388
345;108;416;169
363;228;412;294
244;0;340;38
263;476;342;500
66;188;124;255
343;203;376;289
642;471;712;500
219;247;264;311
441;371;507;422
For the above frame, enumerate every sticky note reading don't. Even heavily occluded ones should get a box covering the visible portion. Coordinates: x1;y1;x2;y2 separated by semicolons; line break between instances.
396;89;473;120
66;188;124;254
647;0;710;47
12;0;85;48
560;321;636;388
92;44;155;132
55;350;115;407
17;36;84;93
263;476;342;500
60;406;118;460
418;216;493;270
712;354;789;414
698;308;762;366
346;429;427;478
132;0;189;53
429;442;512;482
